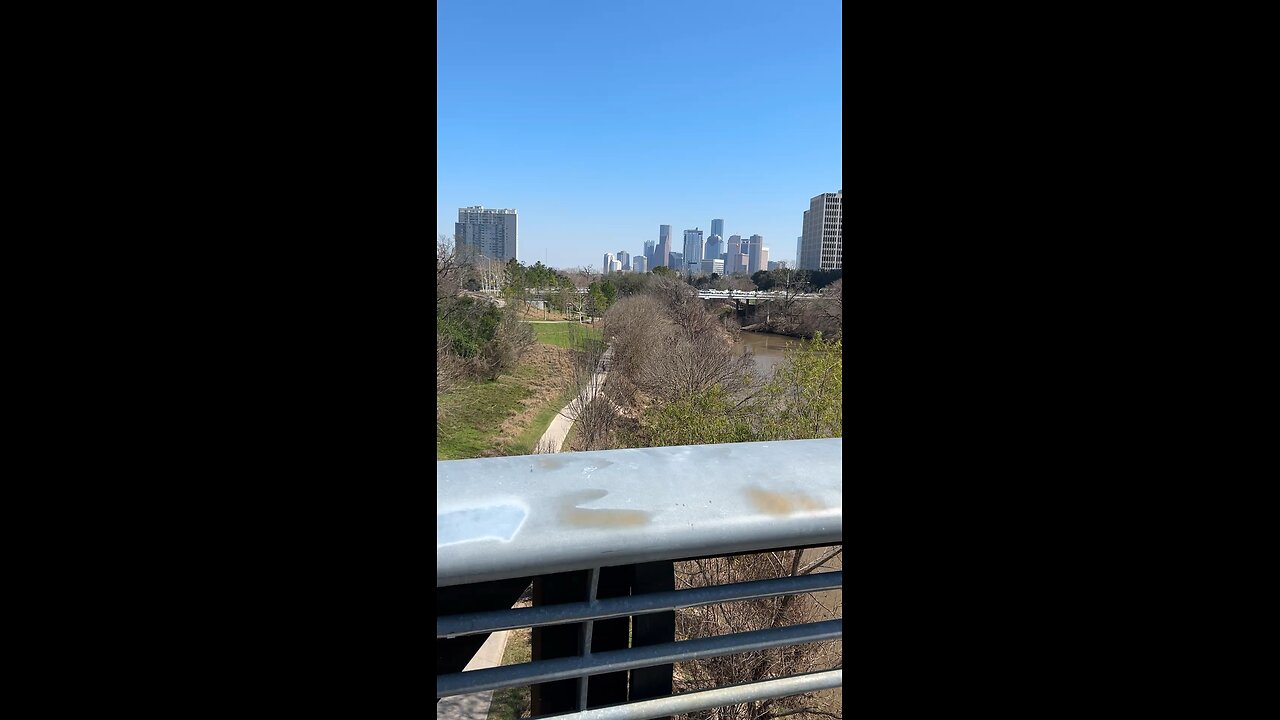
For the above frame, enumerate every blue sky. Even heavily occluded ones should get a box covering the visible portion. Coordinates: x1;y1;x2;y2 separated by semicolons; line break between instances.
437;0;842;270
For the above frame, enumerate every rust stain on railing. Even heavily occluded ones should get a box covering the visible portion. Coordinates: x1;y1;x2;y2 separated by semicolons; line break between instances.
745;486;824;515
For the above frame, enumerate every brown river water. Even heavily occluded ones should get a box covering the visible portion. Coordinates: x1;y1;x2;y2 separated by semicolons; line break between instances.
736;331;800;380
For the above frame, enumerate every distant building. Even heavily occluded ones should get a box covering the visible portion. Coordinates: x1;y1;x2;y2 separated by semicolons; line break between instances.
655;225;672;269
768;260;790;271
796;236;803;267
456;206;518;261
747;235;764;275
603;252;615;275
760;247;769;272
644;239;656;268
617;250;630;271
701;258;725;275
711;219;724;240
669;251;683;271
610;259;622;273
799;190;842;270
632;255;648;273
683;229;704;275
705;234;723;261
726;235;742;274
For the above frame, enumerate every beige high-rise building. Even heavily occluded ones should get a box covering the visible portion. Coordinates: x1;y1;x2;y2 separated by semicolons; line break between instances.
799;191;842;270
726;235;742;274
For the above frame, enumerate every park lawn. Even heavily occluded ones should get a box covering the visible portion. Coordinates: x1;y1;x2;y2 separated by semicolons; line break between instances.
529;321;602;349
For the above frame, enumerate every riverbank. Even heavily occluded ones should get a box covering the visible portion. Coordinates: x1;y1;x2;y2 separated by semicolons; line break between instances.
436;343;576;459
436;323;605;460
739;322;818;339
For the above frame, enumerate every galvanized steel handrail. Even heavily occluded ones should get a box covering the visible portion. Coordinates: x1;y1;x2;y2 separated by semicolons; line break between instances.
437;439;842;588
436;619;842;698
437;571;843;639
543;670;844;720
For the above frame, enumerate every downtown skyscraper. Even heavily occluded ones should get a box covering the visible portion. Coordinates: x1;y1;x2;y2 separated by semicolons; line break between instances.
711;218;724;240
747;235;764;275
726;235;745;275
705;234;723;261
655;225;672;269
683;229;704;275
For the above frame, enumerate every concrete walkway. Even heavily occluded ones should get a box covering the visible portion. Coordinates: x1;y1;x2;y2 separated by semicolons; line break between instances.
436;629;512;720
535;345;613;453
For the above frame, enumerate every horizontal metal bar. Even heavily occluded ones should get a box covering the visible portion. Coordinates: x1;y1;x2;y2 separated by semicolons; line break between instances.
437;438;842;587
438;571;843;638
437;619;841;698
542;670;844;720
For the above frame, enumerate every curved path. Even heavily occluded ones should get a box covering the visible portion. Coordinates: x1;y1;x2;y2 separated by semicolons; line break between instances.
436;629;511;720
535;344;613;453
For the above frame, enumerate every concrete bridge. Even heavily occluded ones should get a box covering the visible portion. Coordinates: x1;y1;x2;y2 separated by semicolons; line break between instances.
696;290;824;301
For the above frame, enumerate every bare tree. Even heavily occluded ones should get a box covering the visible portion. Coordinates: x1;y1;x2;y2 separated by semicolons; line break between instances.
601;280;755;407
815;278;842;336
437;234;466;301
558;321;614;451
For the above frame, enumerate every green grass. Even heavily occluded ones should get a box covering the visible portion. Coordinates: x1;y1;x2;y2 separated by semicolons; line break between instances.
504;381;579;455
486;627;532;720
529;322;602;349
436;364;537;460
438;324;607;460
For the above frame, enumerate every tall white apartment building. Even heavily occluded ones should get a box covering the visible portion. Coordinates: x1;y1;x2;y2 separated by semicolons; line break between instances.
456;206;518;261
799;191;842;270
603;252;615;275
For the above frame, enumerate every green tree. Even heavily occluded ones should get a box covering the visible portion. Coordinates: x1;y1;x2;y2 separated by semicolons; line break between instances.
651;265;672;276
756;332;843;440
586;283;608;317
635;386;757;447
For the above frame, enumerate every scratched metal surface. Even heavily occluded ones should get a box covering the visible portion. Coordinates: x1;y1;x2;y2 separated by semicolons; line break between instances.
437;438;842;587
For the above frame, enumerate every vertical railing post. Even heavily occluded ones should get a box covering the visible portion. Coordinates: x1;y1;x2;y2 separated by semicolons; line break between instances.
630;561;676;718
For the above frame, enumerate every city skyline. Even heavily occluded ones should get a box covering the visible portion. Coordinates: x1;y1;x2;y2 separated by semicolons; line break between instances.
436;0;841;269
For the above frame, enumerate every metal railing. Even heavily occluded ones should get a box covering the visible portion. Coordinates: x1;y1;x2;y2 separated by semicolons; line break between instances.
437;438;842;720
